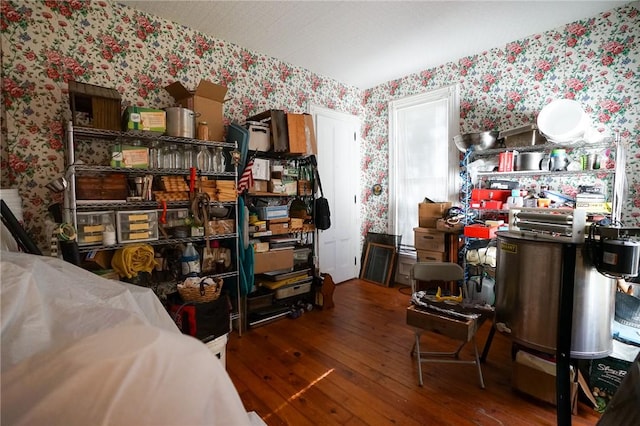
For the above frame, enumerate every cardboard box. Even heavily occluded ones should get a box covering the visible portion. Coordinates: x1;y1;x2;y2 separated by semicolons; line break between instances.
110;144;149;168
82;250;114;270
589;356;633;410
250;180;268;193
418;202;452;228
268;222;290;235
253;248;294;274
165;80;227;141
512;357;578;414
414;227;445;252
122;106;166;132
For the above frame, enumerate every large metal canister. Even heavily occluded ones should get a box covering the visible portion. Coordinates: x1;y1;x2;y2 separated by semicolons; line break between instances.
165;107;196;138
495;232;615;359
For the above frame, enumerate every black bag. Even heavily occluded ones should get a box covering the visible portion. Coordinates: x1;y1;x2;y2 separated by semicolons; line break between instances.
314;196;331;230
310;155;331;230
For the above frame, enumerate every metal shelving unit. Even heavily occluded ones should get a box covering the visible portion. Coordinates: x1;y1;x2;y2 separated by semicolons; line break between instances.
64;121;243;333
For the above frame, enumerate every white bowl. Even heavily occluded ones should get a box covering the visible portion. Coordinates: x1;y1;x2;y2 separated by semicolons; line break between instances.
537;99;589;143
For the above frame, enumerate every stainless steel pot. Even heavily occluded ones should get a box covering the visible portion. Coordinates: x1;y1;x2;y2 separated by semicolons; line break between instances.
514;151;546;171
165;107;196;138
495;233;615;358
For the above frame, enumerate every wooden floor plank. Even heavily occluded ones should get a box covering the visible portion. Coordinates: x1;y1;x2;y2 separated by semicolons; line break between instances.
227;279;602;425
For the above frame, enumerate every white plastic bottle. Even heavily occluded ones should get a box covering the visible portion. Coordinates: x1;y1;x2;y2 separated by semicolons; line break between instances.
181;242;201;277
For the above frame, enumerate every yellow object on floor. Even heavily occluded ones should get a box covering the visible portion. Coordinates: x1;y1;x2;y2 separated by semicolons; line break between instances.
111;244;156;278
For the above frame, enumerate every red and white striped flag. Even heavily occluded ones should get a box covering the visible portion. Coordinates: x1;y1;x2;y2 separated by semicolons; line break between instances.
237;159;254;194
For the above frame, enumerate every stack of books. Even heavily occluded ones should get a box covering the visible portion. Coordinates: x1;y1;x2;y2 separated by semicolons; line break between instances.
575;185;609;213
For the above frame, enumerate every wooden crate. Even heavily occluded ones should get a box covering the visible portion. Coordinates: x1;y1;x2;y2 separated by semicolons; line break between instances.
68;80;121;131
76;174;128;200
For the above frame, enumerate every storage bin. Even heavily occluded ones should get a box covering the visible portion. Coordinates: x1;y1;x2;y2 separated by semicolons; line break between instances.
257;205;288;220
205;333;228;368
157;208;189;228
77;210;115;246
274;279;312;300
116;210;159;243
247;287;274;311
247;121;271;151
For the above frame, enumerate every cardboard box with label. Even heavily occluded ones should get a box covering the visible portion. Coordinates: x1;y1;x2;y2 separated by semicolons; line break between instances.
419;202;452;228
165;80;227;141
122;106;166;132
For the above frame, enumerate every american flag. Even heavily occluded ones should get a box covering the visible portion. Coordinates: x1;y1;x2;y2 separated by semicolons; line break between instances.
237;159;254;194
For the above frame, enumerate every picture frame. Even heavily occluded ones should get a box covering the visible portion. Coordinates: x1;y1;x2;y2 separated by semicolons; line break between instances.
360;242;396;287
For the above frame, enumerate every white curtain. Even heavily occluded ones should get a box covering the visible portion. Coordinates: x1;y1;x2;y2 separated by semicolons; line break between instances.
389;86;459;247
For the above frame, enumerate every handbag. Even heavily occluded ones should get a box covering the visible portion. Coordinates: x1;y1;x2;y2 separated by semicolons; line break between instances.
310;155;331;230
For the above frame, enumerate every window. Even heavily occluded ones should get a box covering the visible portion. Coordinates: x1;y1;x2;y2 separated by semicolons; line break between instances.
388;85;460;248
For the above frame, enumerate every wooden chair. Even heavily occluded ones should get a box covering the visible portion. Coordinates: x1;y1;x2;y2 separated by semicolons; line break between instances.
406;262;485;388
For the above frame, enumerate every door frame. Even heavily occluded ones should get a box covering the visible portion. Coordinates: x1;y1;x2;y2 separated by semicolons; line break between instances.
309;104;362;281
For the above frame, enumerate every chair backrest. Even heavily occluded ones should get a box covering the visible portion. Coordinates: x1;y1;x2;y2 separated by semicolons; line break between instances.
410;262;464;293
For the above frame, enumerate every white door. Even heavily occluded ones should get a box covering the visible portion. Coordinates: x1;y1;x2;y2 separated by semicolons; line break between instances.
310;105;360;284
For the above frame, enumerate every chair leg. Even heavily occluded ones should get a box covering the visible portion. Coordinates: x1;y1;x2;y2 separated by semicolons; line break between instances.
472;335;485;389
415;331;424;387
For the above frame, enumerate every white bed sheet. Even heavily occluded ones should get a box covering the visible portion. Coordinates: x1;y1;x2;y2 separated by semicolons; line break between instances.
1;251;250;426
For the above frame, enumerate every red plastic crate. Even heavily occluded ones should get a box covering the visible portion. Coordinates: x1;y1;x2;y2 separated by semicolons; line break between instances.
464;224;498;239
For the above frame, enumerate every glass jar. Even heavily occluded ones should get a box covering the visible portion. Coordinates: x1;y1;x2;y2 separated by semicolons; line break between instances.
183;144;196;169
208;146;217;172
162;144;180;169
148;141;162;169
198;121;209;141
197;145;211;172
214;147;225;173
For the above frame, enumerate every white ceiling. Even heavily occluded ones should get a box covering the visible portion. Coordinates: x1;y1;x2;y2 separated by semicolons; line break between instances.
119;0;632;89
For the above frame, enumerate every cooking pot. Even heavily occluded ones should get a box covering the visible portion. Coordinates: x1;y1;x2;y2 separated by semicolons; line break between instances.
166;107;197;138
514;152;546;171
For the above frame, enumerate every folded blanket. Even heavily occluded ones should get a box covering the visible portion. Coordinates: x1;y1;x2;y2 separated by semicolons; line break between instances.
111;244;157;279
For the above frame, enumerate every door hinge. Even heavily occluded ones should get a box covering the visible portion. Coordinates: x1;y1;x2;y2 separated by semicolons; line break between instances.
353;132;356;141
354;195;356;203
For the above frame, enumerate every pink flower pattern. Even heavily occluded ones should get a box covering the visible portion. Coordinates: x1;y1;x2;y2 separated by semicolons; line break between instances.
1;0;639;247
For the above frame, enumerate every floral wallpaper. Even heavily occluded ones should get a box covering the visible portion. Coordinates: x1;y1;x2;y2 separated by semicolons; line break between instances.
1;0;639;250
361;3;640;235
0;0;363;248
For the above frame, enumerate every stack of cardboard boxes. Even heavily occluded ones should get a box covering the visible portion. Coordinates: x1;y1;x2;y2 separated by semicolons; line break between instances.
415;201;453;264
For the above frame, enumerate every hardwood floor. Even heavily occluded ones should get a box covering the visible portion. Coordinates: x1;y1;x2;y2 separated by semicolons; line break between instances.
226;279;601;425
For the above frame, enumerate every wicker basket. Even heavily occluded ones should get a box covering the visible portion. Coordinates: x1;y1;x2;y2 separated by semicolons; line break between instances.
178;277;223;303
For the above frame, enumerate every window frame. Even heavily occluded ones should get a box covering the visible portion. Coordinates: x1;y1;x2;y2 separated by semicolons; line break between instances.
388;85;460;247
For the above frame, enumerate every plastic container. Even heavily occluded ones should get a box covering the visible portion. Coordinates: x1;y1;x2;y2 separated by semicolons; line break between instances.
537;99;589;143
181;242;201;277
101;213;116;246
